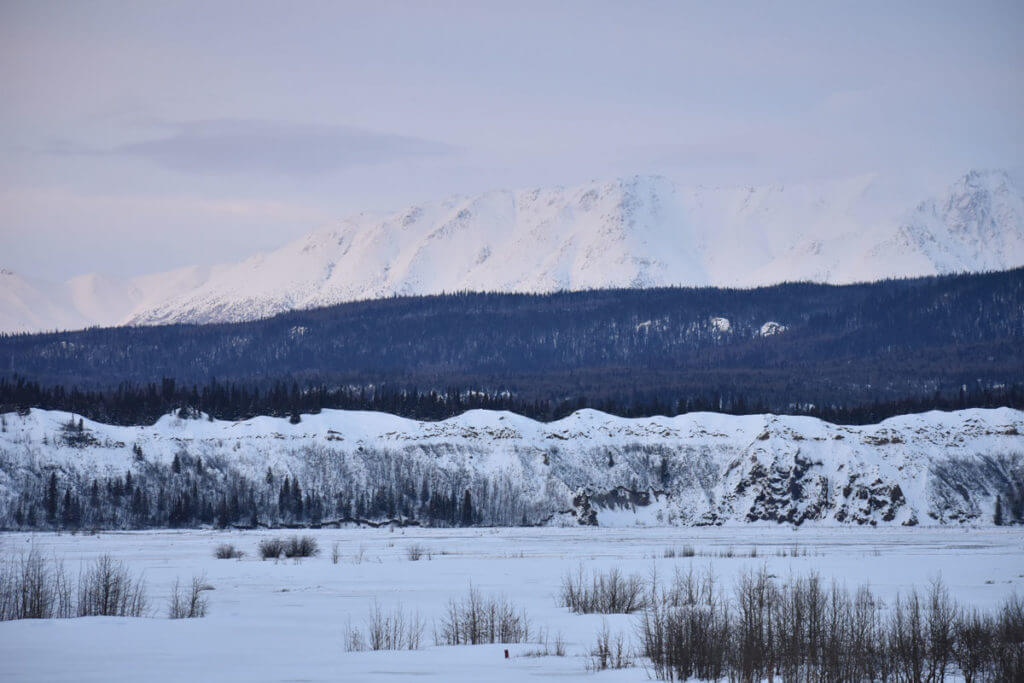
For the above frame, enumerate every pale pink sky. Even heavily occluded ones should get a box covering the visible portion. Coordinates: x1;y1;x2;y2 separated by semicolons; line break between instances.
1;0;1021;280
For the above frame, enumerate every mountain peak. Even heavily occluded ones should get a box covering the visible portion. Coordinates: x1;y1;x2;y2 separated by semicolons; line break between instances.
2;169;1022;333
961;167;1011;183
886;169;1024;275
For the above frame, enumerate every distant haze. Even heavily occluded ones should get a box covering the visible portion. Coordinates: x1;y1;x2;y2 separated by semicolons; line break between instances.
1;1;1022;281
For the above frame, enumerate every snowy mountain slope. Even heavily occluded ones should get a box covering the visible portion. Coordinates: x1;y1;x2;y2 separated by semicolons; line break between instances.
3;169;1023;332
872;170;1024;275
125;169;1024;326
1;407;1021;528
0;269;94;333
0;266;216;334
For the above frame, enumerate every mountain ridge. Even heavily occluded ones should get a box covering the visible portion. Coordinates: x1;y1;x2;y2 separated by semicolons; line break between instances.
2;169;1022;333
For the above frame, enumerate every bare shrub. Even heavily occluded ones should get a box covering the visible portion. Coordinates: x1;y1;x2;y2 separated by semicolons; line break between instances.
381;602;423;649
554;631;566;657
890;590;927;683
994;594;1024;682
0;554;12;620
53;557;74;619
925;577;957;681
344;601;424;651
406;544;427;561
331;542;340;565
434;585;532;645
661;565;717;608
641;588;729;680
258;538;285;560
168;575;209;619
521;630;567;658
733;567;778;680
0;549;73;620
587;620;634;671
954;609;994;683
257;536;318;560
848;584;886;681
559;566;645;614
344;620;366;652
77;554;148;617
284;535;319;558
0;550;169;622
20;550;58;619
214;544;244;560
351;544;367;564
639;568;1022;683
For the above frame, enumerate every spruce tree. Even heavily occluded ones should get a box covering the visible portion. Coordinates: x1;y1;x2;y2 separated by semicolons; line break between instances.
279;477;290;515
461;489;474;526
45;472;59;524
292;479;303;517
217;497;230;528
61;489;75;527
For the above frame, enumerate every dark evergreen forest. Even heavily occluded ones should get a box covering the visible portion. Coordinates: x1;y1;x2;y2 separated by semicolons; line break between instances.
10;439;488;532
1;268;1022;425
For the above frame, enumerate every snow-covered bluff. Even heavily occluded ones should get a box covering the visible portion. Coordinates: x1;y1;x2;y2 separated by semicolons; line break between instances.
2;169;1022;333
1;407;1021;528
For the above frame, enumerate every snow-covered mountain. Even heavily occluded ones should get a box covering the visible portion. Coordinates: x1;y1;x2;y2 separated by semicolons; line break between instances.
1;407;1021;527
3;169;1022;333
0;266;216;334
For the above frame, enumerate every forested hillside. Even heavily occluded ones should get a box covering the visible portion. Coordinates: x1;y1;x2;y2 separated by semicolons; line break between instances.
1;269;1022;425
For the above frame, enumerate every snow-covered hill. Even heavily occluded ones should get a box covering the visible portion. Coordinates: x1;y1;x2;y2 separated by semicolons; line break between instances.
3;169;1023;332
1;407;1021;528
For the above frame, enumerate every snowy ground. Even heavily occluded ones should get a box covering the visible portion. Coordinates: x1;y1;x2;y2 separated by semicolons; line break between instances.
2;526;1023;682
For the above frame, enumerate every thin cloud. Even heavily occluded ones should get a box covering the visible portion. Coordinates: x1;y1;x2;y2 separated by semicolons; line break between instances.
103;119;457;176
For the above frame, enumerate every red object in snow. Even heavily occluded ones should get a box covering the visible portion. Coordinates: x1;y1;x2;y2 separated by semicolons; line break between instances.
504;649;509;659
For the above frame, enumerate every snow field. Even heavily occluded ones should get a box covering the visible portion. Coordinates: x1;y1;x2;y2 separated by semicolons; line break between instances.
1;526;1023;681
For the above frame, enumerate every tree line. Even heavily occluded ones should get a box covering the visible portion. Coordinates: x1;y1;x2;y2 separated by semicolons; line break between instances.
1;375;1021;427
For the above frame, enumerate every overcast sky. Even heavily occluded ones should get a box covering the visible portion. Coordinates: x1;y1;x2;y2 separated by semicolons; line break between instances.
1;0;1021;281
